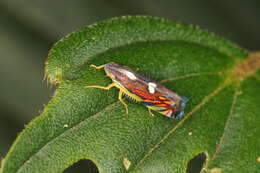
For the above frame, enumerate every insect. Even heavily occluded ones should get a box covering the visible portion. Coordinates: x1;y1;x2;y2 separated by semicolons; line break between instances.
85;62;189;119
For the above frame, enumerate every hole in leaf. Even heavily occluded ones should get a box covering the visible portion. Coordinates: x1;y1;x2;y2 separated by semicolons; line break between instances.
186;152;207;173
64;159;99;173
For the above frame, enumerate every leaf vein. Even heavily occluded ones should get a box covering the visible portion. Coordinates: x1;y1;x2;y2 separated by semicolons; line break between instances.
133;81;229;170
16;101;120;173
160;71;224;83
203;83;240;170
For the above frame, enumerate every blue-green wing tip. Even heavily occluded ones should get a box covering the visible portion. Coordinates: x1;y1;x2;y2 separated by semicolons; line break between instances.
175;96;189;119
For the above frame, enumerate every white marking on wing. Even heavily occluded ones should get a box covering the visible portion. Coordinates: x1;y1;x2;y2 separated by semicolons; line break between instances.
119;69;137;80
148;82;157;94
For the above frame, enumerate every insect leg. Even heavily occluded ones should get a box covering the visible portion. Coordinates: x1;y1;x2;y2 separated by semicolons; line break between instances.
147;107;155;116
119;90;129;114
90;64;105;69
85;82;116;90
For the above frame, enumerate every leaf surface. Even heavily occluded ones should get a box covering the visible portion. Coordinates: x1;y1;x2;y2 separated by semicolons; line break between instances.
1;16;259;173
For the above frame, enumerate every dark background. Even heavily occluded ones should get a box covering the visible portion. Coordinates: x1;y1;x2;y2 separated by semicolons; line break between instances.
0;0;259;172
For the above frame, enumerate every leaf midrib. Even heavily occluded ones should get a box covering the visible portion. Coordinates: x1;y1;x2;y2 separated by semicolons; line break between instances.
132;53;260;170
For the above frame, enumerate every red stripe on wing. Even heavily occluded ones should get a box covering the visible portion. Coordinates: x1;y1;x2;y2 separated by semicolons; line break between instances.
132;89;158;100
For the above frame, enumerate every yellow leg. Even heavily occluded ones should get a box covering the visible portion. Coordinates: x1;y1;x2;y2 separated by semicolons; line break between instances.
119;90;128;114
148;107;154;116
85;82;115;90
90;64;105;70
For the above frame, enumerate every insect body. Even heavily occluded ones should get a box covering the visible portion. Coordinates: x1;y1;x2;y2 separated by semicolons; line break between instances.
85;62;188;119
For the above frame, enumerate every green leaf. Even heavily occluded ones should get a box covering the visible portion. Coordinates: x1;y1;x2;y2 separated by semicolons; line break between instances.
1;16;259;173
